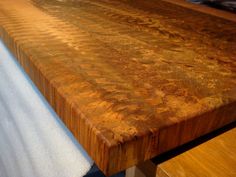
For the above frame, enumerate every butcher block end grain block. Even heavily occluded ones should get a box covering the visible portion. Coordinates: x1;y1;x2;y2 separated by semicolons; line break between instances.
132;126;236;177
0;0;235;175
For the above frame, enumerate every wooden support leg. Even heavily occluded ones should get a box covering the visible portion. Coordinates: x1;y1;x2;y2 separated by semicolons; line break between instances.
125;166;147;177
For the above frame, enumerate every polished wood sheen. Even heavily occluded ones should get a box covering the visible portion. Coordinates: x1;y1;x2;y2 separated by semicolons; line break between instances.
0;0;235;175
132;126;236;177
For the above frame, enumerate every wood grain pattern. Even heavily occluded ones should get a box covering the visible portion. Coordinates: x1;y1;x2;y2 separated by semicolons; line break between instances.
135;126;236;177
0;0;235;175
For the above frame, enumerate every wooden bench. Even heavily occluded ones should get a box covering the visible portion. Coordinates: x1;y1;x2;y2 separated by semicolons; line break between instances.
126;126;236;177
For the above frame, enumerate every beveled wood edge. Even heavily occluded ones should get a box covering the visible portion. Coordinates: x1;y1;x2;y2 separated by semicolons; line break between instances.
162;0;236;23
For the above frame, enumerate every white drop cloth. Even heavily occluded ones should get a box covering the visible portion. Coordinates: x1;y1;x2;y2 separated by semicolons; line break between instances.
0;40;93;177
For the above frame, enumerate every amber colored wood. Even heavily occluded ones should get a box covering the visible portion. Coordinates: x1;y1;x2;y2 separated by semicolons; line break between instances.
134;127;236;177
0;0;236;176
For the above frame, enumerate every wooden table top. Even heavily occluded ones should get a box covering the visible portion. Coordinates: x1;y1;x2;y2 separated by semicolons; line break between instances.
0;0;235;175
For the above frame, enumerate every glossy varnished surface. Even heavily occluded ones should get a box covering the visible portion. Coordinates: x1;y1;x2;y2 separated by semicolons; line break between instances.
0;0;235;175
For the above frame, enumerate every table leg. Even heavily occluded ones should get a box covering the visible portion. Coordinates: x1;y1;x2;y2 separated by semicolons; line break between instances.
125;166;147;177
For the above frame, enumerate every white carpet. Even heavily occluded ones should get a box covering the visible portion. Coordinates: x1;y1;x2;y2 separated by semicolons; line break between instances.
0;40;93;177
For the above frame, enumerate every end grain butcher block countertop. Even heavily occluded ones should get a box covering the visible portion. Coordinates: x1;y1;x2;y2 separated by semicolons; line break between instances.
0;0;235;175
